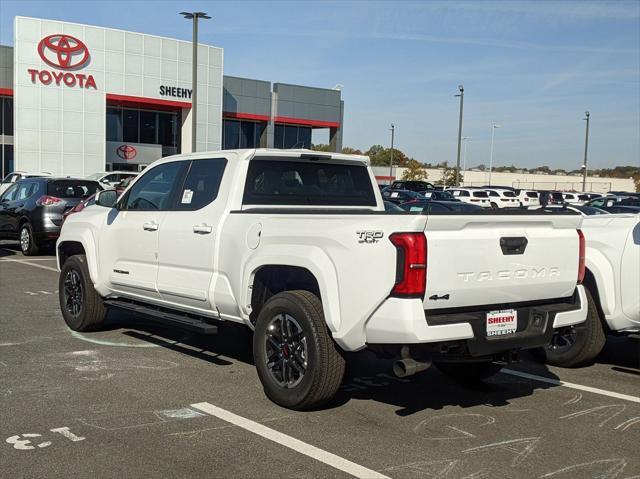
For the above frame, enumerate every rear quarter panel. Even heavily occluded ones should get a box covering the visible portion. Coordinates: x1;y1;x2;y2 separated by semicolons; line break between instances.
216;212;427;350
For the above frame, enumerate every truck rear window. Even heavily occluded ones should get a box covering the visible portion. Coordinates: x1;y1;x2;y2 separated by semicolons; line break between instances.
243;159;377;206
47;180;99;198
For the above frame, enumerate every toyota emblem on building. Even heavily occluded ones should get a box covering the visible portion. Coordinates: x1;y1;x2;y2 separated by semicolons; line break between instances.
116;145;137;160
37;34;90;70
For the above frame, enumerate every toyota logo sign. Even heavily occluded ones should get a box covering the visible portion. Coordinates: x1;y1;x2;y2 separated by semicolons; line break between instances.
116;145;137;161
37;34;90;70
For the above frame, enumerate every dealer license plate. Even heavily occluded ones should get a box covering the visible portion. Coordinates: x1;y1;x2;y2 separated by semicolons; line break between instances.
486;309;517;337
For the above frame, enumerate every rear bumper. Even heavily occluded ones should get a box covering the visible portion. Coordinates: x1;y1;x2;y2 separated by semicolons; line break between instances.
365;285;587;356
31;214;62;243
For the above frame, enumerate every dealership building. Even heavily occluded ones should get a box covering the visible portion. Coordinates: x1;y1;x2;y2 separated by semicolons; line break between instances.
0;16;344;178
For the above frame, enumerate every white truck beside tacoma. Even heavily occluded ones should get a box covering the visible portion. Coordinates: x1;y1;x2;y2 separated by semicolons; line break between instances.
56;149;588;410
536;213;640;367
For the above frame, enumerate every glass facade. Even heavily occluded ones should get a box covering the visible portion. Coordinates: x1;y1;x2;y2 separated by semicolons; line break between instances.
1;97;13;136
106;106;181;156
1;96;13;178
222;119;266;149
273;124;311;149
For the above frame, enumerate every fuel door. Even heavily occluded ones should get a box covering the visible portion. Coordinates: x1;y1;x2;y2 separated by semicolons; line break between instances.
246;222;262;250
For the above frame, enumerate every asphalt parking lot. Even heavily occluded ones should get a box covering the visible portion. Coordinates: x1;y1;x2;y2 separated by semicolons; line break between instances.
1;241;639;479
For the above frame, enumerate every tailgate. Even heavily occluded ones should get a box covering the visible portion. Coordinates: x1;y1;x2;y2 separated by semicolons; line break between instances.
423;214;582;310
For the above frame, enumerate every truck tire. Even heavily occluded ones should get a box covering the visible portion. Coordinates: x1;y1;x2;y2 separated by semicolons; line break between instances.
20;222;40;256
434;361;503;384
253;290;345;410
59;254;108;332
536;287;605;368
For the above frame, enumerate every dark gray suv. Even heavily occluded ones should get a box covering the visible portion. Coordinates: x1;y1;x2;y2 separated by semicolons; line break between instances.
0;177;101;255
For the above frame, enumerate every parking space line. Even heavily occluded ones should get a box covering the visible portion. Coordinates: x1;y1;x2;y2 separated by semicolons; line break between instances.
191;402;390;479
501;369;640;404
0;257;57;261
0;259;58;272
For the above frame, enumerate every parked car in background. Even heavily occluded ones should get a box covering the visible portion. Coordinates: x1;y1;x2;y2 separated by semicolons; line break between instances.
0;171;51;195
422;190;458;201
115;176;136;195
514;189;540;207
535;214;639;367
561;192;592;205
400;200;484;213
388;180;435;193
539;191;565;206
383;200;405;212
447;188;491;208
484;188;520;209
0;177;101;255
587;196;640;213
608;191;640;199
532;204;609;216
382;188;428;204
86;171;138;188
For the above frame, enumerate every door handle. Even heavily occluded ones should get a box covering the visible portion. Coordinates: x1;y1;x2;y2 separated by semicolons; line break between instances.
193;225;213;234
143;222;159;231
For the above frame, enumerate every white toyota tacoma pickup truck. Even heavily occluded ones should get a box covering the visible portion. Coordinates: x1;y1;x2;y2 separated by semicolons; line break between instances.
57;149;588;409
536;213;640;367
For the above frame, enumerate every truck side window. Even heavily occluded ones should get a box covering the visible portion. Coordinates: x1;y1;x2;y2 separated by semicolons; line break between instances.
122;162;184;211
175;158;227;210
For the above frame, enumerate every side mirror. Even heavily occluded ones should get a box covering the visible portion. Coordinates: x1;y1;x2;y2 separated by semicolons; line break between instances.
101;178;110;184
95;189;118;208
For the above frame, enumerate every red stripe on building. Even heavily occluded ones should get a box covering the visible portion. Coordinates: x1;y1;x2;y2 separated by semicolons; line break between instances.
274;116;340;128
0;88;13;96
223;111;271;122
106;93;191;110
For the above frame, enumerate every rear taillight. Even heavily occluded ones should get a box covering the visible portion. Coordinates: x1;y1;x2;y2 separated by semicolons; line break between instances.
577;229;586;284
389;233;427;298
36;195;62;206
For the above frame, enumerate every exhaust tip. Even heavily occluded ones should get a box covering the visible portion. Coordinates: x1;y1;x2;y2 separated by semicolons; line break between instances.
393;358;431;378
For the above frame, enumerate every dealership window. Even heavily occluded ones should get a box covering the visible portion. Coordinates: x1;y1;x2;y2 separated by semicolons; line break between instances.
123;110;139;143
106;108;122;142
1;145;14;179
273;124;312;149
1;97;13;136
106;106;181;156
222;119;265;149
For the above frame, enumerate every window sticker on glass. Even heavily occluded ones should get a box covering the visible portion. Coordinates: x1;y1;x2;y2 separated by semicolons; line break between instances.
181;189;194;204
391;192;399;198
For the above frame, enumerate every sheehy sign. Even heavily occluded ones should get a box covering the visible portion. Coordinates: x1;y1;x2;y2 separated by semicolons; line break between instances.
28;34;97;89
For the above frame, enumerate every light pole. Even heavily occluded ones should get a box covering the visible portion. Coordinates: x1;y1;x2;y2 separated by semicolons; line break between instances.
488;122;501;186
582;111;590;191
180;11;211;152
462;136;471;183
388;123;395;184
455;85;464;186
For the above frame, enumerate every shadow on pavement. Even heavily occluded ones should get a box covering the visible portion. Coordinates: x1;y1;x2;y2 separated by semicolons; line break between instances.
94;308;563;415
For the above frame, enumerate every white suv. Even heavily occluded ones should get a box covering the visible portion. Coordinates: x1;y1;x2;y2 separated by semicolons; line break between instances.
515;189;540;207
447;188;491;208
484;189;520;209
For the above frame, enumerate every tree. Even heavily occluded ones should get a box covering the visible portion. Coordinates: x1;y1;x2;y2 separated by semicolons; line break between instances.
402;160;429;181
311;144;332;152
341;147;363;155
438;161;463;187
365;145;412;167
634;173;640;193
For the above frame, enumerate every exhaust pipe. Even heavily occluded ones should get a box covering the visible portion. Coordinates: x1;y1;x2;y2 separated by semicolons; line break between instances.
393;358;432;378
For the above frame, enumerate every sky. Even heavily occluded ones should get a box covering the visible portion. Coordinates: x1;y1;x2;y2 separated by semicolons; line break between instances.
0;0;638;171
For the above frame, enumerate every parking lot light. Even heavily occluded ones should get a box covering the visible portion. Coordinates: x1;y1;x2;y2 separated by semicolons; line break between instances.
180;11;211;153
488;122;502;186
